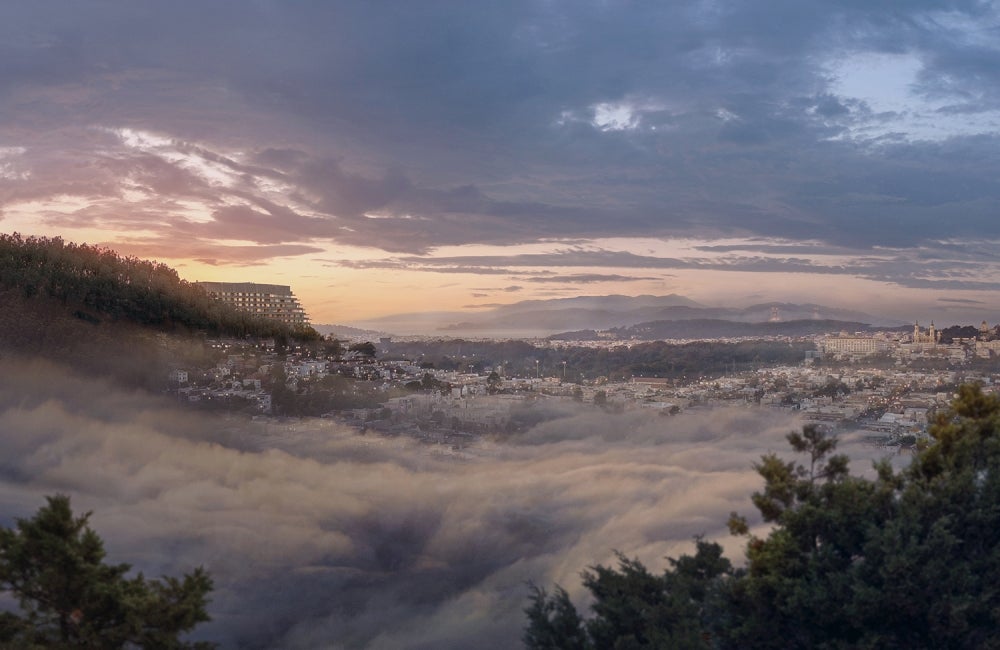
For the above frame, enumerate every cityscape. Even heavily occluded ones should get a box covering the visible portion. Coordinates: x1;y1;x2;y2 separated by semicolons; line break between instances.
5;1;1000;648
171;289;1000;452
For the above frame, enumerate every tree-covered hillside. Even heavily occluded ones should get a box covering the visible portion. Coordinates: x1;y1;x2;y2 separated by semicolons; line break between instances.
0;233;318;388
0;232;317;340
526;384;1000;649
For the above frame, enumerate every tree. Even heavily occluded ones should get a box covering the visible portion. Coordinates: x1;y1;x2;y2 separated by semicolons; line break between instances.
322;337;343;358
721;388;1000;649
348;341;376;358
526;384;1000;649
524;540;731;649
0;495;214;649
420;372;442;390
523;585;589;650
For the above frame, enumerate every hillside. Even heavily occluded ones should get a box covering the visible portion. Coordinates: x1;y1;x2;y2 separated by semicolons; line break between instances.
0;233;320;338
552;318;880;341
354;294;898;336
0;233;318;387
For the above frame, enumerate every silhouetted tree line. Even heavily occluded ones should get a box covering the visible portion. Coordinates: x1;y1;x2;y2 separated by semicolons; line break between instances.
0;233;318;341
938;324;983;344
526;384;1000;649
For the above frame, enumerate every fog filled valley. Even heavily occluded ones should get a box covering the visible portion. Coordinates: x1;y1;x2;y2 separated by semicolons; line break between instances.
9;1;1000;645
0;355;901;649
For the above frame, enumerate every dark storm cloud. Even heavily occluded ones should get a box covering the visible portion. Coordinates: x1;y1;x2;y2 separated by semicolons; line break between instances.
275;156;625;253
191;204;338;245
2;2;1000;278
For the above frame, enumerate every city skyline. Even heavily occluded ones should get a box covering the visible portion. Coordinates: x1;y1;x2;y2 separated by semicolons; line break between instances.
3;2;1000;326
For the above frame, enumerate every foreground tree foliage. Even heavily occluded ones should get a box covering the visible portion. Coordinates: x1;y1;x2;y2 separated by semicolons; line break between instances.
525;384;1000;649
0;495;215;649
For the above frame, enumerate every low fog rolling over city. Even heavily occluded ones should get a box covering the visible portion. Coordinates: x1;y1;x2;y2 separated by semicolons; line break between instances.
1;356;902;648
5;2;1000;649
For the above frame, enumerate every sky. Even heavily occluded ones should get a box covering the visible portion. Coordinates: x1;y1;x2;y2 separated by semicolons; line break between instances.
3;1;1000;325
0;356;901;648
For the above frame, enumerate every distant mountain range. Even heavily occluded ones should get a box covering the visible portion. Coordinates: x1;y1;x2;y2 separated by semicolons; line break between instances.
312;323;389;340
347;294;904;337
552;318;905;341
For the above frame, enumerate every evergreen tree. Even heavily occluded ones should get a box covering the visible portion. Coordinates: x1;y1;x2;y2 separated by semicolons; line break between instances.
525;540;730;649
723;386;1000;649
526;385;1000;649
348;341;377;358
0;495;214;649
523;585;590;650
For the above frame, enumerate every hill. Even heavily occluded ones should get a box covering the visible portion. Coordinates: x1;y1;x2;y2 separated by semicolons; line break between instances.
0;233;318;387
312;323;388;340
0;233;319;338
552;318;880;341
352;294;898;336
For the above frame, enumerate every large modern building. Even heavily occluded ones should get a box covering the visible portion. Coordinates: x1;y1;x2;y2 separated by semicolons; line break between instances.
197;282;309;326
820;333;890;357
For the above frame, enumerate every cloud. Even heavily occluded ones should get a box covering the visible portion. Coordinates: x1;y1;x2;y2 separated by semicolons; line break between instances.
0;356;898;649
3;2;1000;308
113;238;325;266
327;244;1000;294
521;273;659;284
938;297;986;305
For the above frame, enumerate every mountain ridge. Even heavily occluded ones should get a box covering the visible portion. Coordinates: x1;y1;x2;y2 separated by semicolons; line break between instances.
551;318;901;341
349;294;903;336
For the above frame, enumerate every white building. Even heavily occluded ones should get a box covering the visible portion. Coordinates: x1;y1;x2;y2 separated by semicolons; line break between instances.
821;334;888;357
197;281;309;326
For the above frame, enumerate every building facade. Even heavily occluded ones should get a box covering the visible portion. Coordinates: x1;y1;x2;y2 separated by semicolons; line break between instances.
197;282;309;326
913;321;940;345
821;334;889;357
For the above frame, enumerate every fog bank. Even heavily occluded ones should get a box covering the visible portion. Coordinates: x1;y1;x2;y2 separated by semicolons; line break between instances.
0;358;891;648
